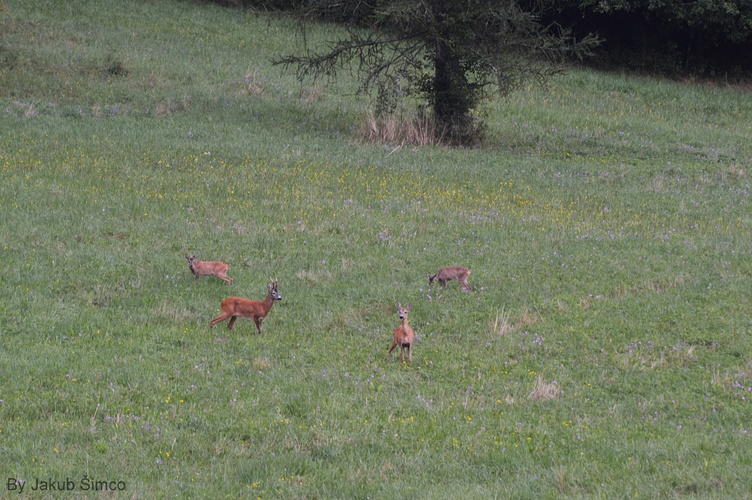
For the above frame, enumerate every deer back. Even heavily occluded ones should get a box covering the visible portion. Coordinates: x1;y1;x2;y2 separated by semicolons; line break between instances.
222;297;262;318
185;254;229;276
437;266;469;280
228;281;281;318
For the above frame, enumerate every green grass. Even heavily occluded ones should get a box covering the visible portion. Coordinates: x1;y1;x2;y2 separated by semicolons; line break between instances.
1;0;751;497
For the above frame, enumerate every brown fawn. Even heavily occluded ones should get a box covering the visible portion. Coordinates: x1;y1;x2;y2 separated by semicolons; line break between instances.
210;279;281;334
185;254;233;284
388;302;414;363
427;266;471;291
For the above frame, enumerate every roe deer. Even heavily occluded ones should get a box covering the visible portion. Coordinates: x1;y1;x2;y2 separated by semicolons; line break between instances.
185;254;233;284
427;266;471;291
210;279;281;334
387;302;414;363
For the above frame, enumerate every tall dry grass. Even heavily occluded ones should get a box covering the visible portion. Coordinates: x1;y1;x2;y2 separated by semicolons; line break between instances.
358;109;445;147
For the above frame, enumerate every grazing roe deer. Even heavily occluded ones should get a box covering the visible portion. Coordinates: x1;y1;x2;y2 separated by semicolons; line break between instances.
210;279;281;334
427;265;471;291
388;302;414;363
185;254;233;284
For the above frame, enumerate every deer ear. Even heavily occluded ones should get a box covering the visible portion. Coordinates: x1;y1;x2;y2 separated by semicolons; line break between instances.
406;303;412;310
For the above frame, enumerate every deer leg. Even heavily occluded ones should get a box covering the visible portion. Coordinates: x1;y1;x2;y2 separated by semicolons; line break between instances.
387;341;397;355
210;312;229;328
255;318;263;335
408;344;412;363
227;316;237;330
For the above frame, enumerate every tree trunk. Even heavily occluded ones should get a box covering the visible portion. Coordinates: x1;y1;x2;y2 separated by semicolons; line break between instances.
433;39;473;141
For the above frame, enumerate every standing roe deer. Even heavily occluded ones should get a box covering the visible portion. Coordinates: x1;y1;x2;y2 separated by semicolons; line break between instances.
387;302;414;363
427;266;471;291
210;279;281;334
185;254;233;284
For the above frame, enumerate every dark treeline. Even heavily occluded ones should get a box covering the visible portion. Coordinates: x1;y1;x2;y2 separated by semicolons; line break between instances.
205;0;752;79
547;0;752;78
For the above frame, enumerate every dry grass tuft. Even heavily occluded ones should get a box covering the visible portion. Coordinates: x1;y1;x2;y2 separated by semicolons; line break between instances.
301;85;325;105
253;357;271;371
553;465;570;493
491;308;543;336
296;269;335;285
358;109;445;147
155;301;196;322
519;308;542;329
241;67;266;96
722;165;746;180
610;273;693;301
155;96;190;116
529;375;561;401
155;103;171;116
490;308;512;336
24;103;38;117
141;71;169;89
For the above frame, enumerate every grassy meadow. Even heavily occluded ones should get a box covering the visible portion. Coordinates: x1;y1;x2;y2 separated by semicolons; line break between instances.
1;0;751;497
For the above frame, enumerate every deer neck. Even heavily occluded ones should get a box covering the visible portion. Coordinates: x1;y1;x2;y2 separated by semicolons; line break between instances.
262;293;275;313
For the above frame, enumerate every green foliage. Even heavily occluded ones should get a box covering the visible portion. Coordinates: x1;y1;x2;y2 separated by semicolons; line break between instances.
1;0;752;497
